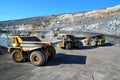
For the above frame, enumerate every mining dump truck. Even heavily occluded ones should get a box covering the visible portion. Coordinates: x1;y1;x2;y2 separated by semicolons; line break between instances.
8;35;56;66
88;34;106;46
56;34;86;49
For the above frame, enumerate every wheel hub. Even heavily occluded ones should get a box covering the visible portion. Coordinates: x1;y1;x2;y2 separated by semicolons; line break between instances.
34;56;40;62
15;53;21;60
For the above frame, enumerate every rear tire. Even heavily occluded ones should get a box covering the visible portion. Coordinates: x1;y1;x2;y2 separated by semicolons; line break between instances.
30;51;45;66
45;46;56;59
77;41;83;48
11;50;25;62
41;50;48;62
90;40;96;46
49;46;56;59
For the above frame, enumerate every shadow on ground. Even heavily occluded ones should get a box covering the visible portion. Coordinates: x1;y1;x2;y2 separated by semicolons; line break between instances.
72;42;114;50
100;43;114;47
80;46;98;50
45;53;87;66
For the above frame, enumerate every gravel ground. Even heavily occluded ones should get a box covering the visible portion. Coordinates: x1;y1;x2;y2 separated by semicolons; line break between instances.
0;46;120;80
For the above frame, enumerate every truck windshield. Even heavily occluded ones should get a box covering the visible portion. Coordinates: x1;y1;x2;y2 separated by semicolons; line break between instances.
20;37;41;42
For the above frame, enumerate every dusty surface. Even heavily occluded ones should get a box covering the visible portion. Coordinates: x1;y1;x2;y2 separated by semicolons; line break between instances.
0;46;120;80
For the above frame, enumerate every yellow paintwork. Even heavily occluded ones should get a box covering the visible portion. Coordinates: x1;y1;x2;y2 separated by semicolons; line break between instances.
8;47;12;53
97;39;105;45
57;34;73;48
59;41;64;47
8;35;42;53
96;36;105;45
8;47;21;53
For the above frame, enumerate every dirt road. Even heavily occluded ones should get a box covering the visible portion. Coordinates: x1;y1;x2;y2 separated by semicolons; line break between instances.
0;46;120;80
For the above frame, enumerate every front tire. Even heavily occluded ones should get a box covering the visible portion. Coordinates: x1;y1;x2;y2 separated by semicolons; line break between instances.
11;50;25;62
30;51;45;66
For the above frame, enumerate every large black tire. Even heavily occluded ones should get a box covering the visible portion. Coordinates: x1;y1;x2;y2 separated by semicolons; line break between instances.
30;51;45;66
74;42;78;48
49;46;56;59
77;41;83;48
11;50;25;62
41;50;48;62
45;46;56;59
66;43;72;50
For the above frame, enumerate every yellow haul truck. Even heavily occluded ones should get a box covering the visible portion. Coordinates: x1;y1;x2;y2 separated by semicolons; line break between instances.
88;34;106;46
8;35;56;66
56;34;85;49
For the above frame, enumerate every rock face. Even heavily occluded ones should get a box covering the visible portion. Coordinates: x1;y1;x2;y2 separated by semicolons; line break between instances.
0;5;120;36
50;5;120;36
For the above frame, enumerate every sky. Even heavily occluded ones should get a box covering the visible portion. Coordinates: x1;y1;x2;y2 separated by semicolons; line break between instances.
0;0;120;21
